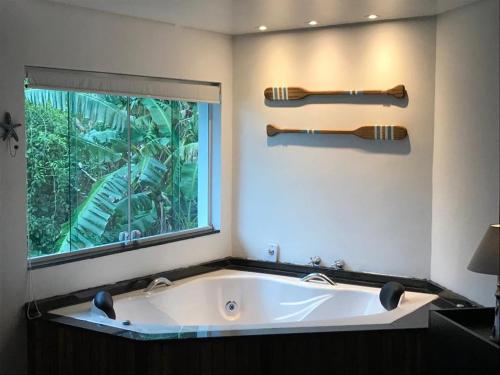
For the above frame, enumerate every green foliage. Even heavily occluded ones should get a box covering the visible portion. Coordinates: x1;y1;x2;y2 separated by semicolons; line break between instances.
25;89;200;257
25;100;70;256
57;165;129;252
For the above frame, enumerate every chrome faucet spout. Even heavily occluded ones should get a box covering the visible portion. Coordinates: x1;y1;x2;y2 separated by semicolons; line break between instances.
144;277;173;292
301;273;336;286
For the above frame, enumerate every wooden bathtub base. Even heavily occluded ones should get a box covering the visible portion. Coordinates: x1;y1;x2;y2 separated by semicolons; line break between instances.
29;318;428;375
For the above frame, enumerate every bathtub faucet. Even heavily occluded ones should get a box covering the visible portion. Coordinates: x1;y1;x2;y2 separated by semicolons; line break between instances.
144;277;174;292
301;273;336;286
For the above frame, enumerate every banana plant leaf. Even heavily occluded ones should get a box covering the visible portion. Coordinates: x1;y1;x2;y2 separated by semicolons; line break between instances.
180;163;198;200
115;192;154;216
57;165;129;252
130;205;158;234
132;156;168;190
25;89;68;111
72;93;128;132
73;136;122;163
25;89;129;132
166;142;198;164
83;129;128;153
140;98;172;137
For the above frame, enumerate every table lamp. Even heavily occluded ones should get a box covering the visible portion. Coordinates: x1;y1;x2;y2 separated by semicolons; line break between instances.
467;224;500;343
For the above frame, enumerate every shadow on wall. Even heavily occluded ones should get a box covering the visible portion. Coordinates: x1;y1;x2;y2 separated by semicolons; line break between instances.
264;94;409;108
267;134;411;155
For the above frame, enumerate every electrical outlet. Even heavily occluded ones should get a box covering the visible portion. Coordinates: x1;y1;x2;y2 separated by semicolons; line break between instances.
265;242;279;262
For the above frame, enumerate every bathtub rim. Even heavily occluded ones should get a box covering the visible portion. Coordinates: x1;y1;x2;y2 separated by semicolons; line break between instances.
49;269;438;333
26;257;480;341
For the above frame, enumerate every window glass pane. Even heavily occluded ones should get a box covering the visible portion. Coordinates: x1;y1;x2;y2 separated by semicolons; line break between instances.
129;97;202;240
25;89;71;258
66;92;129;251
171;100;200;232
25;87;211;259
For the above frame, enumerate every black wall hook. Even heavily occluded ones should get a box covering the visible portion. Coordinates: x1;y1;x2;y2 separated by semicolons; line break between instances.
0;112;21;142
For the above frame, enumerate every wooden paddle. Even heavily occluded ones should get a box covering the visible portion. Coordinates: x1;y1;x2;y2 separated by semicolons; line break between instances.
267;124;408;140
264;85;406;100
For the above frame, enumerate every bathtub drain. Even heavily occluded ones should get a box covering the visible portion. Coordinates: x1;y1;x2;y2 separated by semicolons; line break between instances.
225;300;239;315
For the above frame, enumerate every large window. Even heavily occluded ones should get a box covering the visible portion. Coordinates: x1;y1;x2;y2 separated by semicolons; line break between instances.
25;68;219;264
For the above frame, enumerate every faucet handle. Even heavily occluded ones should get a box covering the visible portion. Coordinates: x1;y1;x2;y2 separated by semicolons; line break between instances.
309;256;322;267
331;259;345;270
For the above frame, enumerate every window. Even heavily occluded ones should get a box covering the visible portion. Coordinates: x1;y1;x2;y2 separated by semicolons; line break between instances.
25;67;220;265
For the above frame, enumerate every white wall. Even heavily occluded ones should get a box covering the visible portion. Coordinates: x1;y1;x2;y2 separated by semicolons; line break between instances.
0;0;498;373
0;0;232;373
431;0;499;307
232;18;437;278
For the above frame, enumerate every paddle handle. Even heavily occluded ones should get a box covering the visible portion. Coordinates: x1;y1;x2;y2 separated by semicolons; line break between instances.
307;90;382;96
268;127;352;135
267;124;407;140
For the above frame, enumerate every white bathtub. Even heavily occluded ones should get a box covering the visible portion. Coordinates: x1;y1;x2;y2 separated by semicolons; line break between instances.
51;270;437;335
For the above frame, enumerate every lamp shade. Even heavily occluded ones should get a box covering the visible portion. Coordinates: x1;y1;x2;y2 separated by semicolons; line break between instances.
467;224;500;275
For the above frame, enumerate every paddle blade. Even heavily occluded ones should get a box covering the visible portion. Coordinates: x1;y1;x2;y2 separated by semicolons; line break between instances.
264;87;307;100
354;126;408;140
266;124;281;136
386;85;406;99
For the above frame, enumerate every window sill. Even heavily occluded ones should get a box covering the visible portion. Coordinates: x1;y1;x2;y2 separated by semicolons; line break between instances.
28;227;219;270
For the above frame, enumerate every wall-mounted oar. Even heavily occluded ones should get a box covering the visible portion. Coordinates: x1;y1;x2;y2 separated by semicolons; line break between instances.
266;124;408;140
264;85;406;101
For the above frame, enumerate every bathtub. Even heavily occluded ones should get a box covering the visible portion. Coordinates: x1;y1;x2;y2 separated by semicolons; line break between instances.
50;269;437;335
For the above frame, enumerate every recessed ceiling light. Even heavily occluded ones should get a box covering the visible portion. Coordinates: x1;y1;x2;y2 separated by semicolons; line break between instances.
367;14;379;20
258;25;268;31
308;20;318;26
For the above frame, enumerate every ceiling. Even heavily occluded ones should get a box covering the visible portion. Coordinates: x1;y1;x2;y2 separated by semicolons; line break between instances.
47;0;480;35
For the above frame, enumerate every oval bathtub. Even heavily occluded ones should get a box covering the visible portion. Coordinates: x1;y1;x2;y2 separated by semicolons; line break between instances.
50;269;437;335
